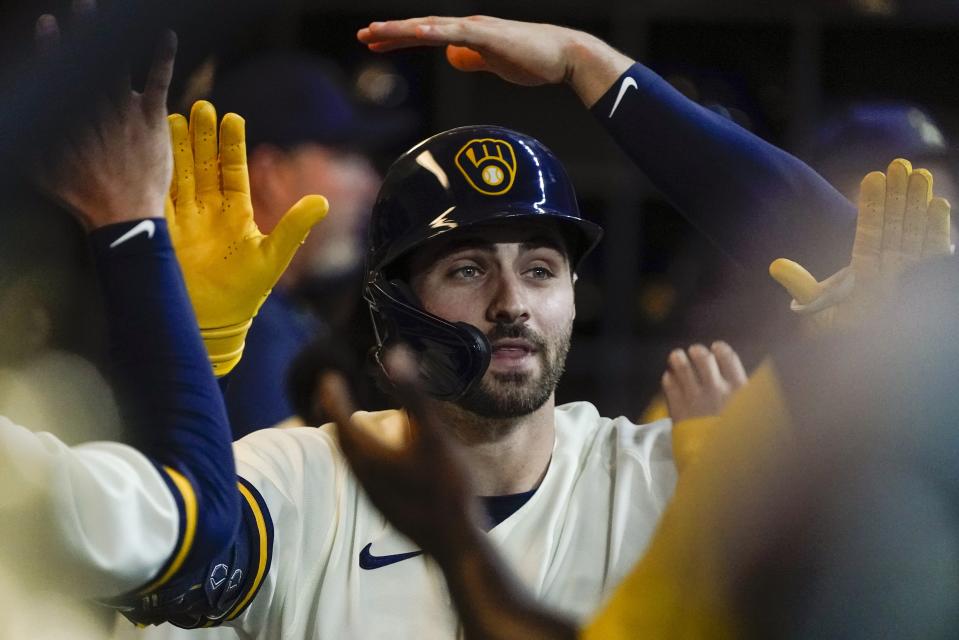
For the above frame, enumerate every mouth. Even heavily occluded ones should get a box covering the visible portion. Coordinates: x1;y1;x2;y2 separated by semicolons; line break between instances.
491;339;536;361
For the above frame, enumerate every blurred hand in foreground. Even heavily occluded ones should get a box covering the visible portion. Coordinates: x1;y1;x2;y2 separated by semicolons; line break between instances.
33;3;176;229
317;349;479;557
662;341;748;423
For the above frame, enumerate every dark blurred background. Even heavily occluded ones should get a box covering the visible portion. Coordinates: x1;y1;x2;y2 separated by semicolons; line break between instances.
3;0;958;420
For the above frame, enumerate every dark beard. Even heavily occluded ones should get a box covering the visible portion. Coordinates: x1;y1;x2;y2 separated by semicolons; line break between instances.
455;322;571;420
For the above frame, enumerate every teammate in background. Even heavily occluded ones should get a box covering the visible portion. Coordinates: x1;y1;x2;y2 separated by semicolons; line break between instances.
358;16;856;280
810;102;957;206
208;53;395;436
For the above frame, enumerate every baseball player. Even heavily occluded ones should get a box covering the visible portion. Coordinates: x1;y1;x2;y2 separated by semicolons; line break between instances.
319;159;956;639
183;15;948;640
173;118;679;636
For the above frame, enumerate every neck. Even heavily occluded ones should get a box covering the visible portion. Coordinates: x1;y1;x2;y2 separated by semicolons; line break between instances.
427;395;556;496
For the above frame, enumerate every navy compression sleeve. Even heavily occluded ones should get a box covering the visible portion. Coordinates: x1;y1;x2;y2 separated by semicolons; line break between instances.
88;219;242;606
591;63;856;278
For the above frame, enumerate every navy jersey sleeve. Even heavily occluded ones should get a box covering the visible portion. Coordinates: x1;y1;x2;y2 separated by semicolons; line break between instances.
591;63;857;279
108;476;275;628
88;219;272;626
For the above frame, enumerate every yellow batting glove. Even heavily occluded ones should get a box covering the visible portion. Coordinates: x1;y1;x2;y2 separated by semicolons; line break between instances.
166;101;329;376
770;158;952;331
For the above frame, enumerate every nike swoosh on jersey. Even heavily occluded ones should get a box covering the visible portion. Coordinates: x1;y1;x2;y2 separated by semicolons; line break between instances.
358;543;423;570
608;76;638;118
109;219;156;249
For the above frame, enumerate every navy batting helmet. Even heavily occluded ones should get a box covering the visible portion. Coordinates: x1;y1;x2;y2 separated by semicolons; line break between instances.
365;125;603;401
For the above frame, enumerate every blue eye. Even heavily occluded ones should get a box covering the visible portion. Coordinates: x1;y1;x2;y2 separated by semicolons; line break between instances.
452;265;482;279
528;266;554;279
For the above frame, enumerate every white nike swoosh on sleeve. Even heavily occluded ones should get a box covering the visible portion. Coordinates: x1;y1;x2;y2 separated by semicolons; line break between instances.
609;77;638;118
109;219;156;249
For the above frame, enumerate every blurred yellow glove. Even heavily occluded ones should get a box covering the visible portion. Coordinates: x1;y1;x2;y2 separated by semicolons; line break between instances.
671;415;720;474
166;101;329;376
582;362;791;640
770;158;952;331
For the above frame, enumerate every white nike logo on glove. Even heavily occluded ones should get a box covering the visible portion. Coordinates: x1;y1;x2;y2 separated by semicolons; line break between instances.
109;219;156;249
609;77;638;118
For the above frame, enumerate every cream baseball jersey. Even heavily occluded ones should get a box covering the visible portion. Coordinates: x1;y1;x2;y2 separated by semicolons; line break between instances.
225;401;675;638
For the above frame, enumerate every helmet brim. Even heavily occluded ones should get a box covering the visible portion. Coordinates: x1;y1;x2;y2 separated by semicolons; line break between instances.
373;208;603;275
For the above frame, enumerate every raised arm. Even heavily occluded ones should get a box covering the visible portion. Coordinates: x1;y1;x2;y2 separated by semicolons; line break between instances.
359;16;855;277
25;9;240;603
17;4;328;628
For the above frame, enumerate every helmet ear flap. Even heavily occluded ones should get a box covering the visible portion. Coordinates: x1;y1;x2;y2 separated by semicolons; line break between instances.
364;273;491;401
386;278;421;307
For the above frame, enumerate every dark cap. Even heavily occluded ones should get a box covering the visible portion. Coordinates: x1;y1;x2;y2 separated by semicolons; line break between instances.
811;103;951;177
210;51;413;151
808;102;956;199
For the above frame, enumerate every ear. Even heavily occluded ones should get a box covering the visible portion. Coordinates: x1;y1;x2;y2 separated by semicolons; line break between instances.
571;271;578;321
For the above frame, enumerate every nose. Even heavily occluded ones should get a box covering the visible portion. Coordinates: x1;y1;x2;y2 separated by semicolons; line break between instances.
485;271;530;325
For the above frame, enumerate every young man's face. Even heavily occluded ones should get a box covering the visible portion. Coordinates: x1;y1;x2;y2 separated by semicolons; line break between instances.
408;222;576;419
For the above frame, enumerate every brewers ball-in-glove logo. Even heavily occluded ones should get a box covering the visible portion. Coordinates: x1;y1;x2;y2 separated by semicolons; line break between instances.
454;138;517;196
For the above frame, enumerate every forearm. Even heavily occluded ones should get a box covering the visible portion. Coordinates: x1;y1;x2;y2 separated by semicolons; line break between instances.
89;219;240;579
590;62;856;277
92;220;232;459
563;32;634;108
435;525;576;640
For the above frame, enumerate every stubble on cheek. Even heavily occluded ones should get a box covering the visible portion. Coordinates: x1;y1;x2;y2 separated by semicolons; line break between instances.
458;317;572;420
